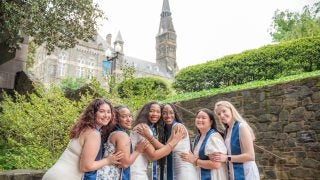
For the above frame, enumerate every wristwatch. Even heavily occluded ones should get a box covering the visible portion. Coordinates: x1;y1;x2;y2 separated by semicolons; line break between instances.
227;156;231;162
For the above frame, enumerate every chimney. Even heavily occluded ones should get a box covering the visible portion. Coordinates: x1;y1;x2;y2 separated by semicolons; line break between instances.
106;34;112;46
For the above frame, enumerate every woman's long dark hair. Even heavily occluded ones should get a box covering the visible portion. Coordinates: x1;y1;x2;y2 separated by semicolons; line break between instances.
159;103;184;180
69;98;116;139
134;101;163;137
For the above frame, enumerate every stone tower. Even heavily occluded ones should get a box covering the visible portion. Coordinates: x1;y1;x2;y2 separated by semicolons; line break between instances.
156;0;178;76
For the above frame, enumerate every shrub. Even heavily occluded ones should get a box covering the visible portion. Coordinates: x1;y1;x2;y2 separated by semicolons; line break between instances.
173;36;320;92
0;85;87;170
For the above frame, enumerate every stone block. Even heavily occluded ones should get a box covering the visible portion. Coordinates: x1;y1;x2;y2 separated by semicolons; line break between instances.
288;107;305;122
311;91;320;103
297;131;316;143
0;169;45;180
284;122;302;133
302;158;320;169
283;97;298;108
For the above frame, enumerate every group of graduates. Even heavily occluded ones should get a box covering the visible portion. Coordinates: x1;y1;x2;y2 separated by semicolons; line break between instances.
43;98;260;180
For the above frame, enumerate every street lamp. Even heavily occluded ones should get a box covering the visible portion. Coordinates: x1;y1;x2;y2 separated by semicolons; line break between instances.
105;43;121;62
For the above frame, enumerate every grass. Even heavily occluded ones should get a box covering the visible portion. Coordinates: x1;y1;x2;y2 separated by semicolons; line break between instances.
161;70;320;103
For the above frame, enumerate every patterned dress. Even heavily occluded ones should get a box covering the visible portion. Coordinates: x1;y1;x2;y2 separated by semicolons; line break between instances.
96;132;121;180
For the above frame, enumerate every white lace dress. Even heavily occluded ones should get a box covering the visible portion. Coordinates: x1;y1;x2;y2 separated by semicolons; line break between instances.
96;132;121;180
169;125;198;180
193;132;228;180
130;129;149;180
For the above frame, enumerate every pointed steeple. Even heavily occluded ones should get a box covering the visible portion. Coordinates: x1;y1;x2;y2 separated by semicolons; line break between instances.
161;0;171;17
158;0;175;35
115;31;123;43
156;0;178;77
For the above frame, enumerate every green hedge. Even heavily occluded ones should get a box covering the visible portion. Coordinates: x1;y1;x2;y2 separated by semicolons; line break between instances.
0;85;91;170
117;77;172;111
173;36;320;92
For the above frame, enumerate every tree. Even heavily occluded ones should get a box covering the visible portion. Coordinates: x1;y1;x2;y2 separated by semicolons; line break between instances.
269;2;320;42
0;0;104;55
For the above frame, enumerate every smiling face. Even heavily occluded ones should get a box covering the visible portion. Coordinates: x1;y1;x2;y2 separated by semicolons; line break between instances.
162;104;175;125
215;105;233;126
148;104;161;124
118;108;133;130
195;111;212;132
95;103;112;128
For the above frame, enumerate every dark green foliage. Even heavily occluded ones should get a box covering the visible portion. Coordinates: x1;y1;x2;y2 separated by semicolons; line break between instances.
117;77;171;99
173;36;320;92
0;85;89;170
117;77;172;111
64;78;109;101
0;0;104;53
60;77;87;92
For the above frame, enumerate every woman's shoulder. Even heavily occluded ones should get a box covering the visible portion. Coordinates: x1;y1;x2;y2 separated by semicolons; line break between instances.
81;127;100;137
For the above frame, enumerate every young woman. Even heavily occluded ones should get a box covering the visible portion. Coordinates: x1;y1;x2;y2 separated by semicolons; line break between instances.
181;108;228;180
210;101;260;180
130;101;184;180
96;105;148;180
43;98;123;180
159;103;197;180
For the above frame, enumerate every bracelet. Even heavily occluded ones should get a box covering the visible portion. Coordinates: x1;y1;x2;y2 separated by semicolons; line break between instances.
148;136;155;144
167;143;173;150
194;157;199;166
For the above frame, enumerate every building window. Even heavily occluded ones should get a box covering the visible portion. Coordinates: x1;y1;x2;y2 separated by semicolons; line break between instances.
57;63;67;77
58;52;68;62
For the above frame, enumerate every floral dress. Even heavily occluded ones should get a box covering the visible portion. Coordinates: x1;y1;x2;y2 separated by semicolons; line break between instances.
96;132;121;180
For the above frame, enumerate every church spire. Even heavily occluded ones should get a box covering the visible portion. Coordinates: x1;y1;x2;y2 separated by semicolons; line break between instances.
158;0;175;35
161;0;171;17
156;0;178;77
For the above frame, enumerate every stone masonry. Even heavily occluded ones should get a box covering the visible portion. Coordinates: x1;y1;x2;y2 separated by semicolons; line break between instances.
174;76;320;180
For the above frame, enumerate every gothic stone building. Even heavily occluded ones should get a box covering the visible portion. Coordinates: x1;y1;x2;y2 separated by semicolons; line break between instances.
31;0;178;86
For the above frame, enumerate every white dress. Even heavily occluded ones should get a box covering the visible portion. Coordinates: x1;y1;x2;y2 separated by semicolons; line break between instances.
225;123;260;180
130;129;149;180
193;132;228;180
169;125;198;180
42;138;83;180
96;132;121;180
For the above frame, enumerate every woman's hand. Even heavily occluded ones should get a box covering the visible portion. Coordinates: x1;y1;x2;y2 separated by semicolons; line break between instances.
171;125;184;142
180;151;197;164
135;139;150;153
106;151;124;165
136;123;151;139
209;152;227;162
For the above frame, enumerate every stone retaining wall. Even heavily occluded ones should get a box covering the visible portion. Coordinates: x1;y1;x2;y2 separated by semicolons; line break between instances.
174;76;320;180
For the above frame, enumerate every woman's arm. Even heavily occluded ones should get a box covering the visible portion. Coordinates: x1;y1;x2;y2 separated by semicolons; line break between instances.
181;152;221;169
144;126;184;161
209;124;255;163
79;129;123;172
113;132;148;168
136;123;164;149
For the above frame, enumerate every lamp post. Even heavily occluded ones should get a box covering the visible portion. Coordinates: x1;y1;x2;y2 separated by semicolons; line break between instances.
105;42;121;75
104;42;121;92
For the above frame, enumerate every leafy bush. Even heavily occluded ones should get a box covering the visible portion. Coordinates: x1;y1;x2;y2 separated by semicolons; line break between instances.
173;36;320;92
117;77;172;111
0;85;88;170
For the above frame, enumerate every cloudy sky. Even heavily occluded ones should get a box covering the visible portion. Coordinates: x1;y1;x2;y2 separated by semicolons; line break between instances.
96;0;317;69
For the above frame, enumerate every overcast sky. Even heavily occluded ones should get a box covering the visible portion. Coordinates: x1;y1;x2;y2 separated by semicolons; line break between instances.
96;0;317;69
